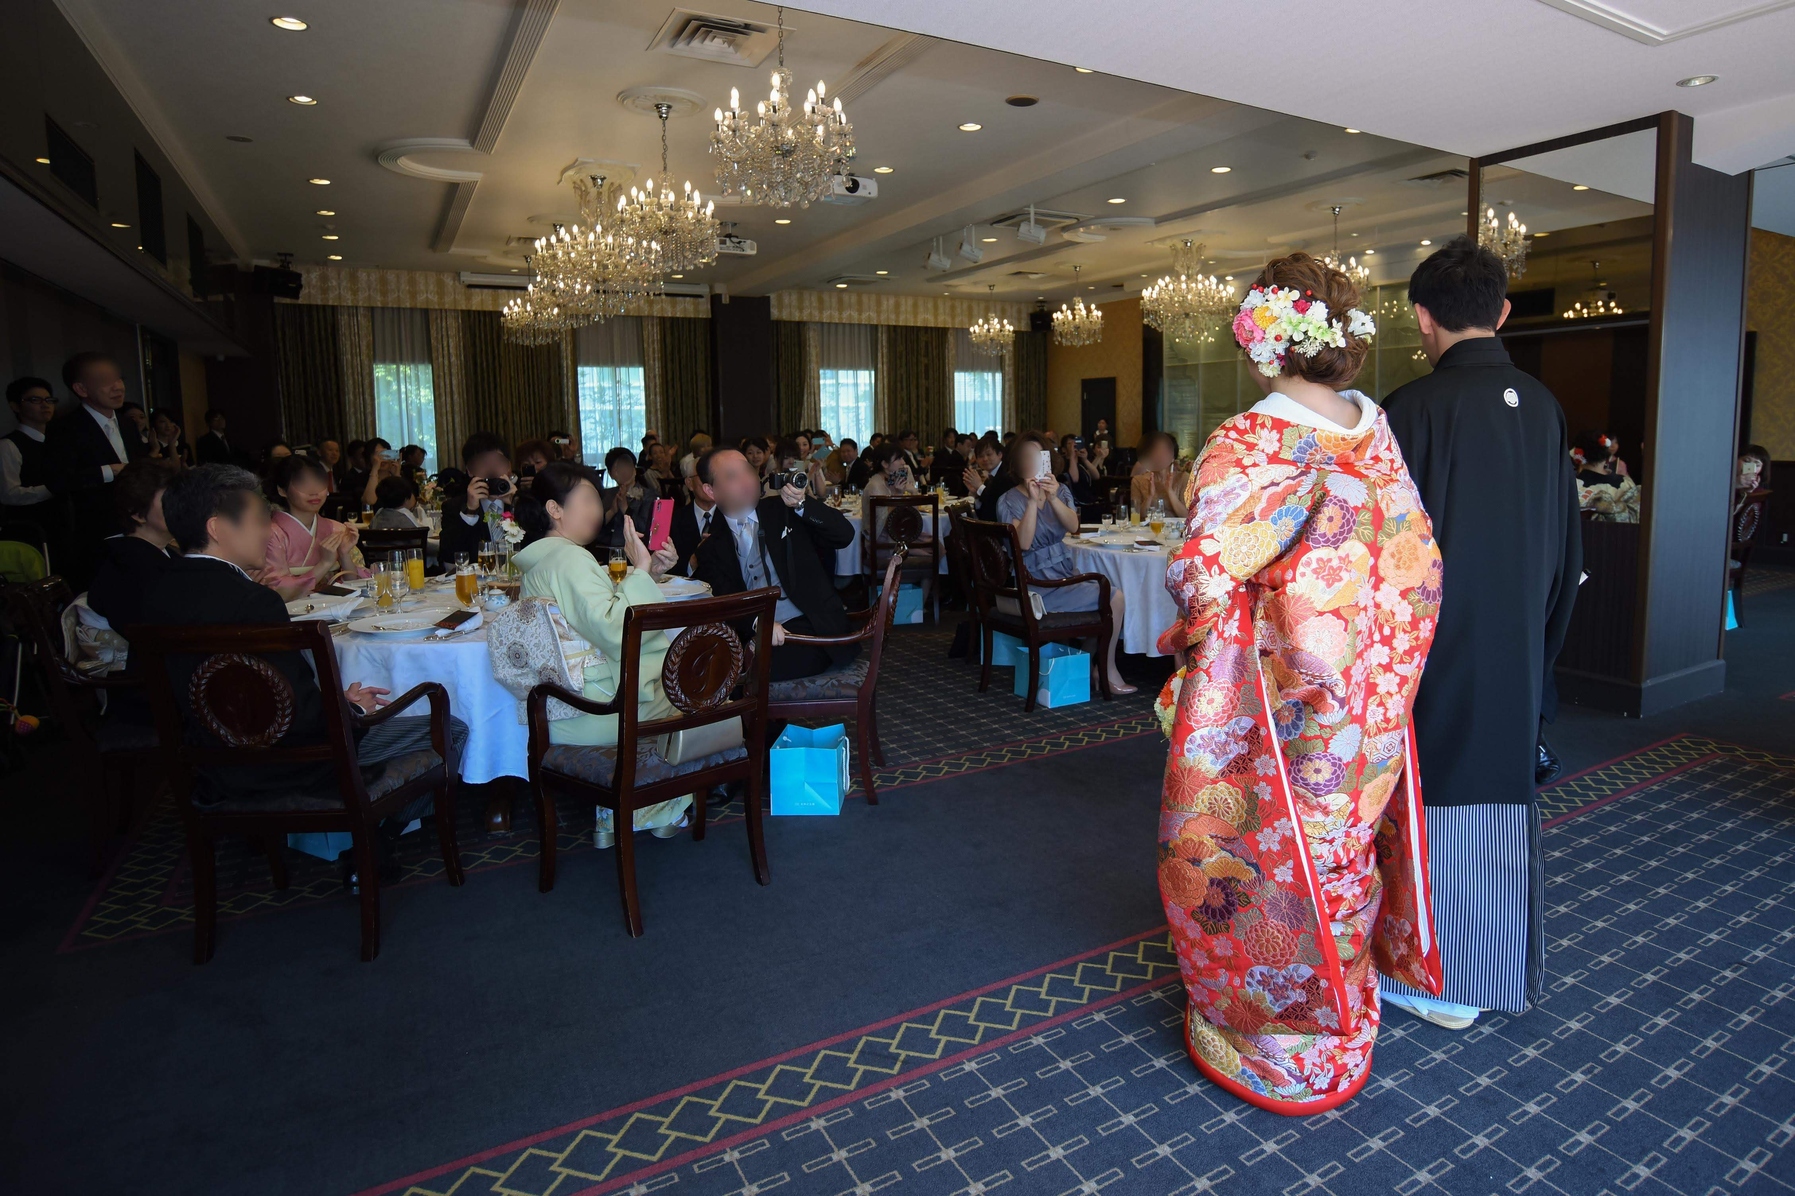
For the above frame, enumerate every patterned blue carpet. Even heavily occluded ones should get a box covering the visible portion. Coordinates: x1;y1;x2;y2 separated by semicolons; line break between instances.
371;742;1795;1196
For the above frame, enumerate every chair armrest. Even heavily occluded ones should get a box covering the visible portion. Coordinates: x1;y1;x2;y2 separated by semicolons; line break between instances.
73;671;146;692
781;627;871;648
1031;570;1108;591
527;681;619;719
351;680;447;729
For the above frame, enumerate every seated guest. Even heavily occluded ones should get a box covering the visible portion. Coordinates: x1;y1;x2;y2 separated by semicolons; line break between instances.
120;403;156;457
739;435;771;480
194;409;234;466
996;436;1134;694
1573;432;1625;488
87;458;181;726
340;438;370;497
439;431;513;562
690;447;857;681
1129;430;1188;519
514;438;553;480
357;437;401;507
369;475;425;528
151;410;194;467
2;375;56;515
844;441;874;490
141;464;466;820
822;437;859;486
966;435;1012;521
678;431;711;477
316;437;343;488
259;439;293;477
929;426;961;487
896;429;924;477
398;443;428;485
642;441;677;495
1736;444;1772;513
669;458;718;577
546;429;577;462
768;436;826;498
262;454;368;600
1059;433;1101;507
512;463;687;842
595;446;654;548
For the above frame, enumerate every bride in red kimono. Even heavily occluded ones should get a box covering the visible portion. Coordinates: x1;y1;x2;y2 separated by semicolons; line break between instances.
1157;252;1444;1113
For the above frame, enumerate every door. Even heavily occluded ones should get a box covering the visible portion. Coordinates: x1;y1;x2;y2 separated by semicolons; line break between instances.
1080;377;1116;445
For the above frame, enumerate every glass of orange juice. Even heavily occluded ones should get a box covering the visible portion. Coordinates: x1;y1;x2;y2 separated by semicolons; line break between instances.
404;549;425;592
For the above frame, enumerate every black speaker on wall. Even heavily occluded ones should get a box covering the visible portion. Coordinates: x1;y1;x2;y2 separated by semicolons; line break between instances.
1028;308;1051;332
252;265;304;300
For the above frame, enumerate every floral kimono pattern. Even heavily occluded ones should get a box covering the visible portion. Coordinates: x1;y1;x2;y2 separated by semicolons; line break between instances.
1156;403;1444;1114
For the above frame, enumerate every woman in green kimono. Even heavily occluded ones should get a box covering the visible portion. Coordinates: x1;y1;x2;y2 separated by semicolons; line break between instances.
512;462;685;844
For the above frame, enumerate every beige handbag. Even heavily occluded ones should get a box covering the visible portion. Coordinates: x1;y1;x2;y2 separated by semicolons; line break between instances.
656;716;744;766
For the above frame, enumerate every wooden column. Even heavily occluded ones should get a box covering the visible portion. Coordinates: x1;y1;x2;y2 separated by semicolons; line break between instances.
709;294;773;443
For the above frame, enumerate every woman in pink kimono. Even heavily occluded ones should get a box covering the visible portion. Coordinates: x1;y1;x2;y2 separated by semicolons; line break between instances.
262;454;368;601
1157;252;1444;1113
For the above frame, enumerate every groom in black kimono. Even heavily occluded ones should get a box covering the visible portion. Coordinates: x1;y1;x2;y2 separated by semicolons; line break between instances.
1377;236;1582;1030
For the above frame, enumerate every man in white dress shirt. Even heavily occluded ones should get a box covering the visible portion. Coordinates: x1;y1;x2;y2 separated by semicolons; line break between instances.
2;376;56;512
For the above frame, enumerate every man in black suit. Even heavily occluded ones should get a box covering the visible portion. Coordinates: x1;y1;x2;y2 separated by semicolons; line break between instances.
140;463;465;812
690;447;857;681
194;409;234;466
667;458;719;577
965;435;1013;521
438;431;513;563
44;352;147;589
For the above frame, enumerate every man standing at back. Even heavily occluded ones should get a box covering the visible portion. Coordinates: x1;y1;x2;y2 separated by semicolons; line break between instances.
1377;235;1582;1030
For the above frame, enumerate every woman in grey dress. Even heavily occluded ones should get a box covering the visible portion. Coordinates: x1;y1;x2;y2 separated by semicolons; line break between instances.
995;435;1136;694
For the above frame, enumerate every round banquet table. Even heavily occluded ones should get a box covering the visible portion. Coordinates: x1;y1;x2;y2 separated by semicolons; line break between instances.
1065;530;1181;658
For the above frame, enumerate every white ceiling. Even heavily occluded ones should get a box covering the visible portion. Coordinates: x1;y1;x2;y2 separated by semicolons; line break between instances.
52;0;1795;306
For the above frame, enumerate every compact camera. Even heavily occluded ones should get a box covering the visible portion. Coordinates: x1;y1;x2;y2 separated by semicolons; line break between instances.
481;475;512;497
767;470;806;491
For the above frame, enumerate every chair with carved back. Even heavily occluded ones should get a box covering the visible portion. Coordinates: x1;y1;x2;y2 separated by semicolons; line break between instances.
863;493;940;621
321;494;363;525
130;620;464;963
529;587;778;937
2;576;159;870
358;525;430;561
768;550;906;804
959;518;1114;713
1729;490;1770;623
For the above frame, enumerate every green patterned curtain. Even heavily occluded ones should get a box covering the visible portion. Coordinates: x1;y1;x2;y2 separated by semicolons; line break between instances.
458;310;566;459
273;303;344;446
659;316;713;447
1013;328;1049;432
772;320;807;434
880;324;952;437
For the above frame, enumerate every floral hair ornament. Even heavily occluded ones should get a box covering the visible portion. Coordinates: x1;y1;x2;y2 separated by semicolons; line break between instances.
1231;284;1377;378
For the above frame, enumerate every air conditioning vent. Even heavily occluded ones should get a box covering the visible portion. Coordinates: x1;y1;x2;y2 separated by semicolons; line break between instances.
650;9;777;67
989;207;1085;232
825;274;886;288
1406;167;1470;186
1007;271;1049;280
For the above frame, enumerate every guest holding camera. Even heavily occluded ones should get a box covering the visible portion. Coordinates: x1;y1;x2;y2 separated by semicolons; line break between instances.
439;431;514;563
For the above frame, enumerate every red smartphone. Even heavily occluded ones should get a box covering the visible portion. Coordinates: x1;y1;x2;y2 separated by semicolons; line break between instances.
646;498;675;553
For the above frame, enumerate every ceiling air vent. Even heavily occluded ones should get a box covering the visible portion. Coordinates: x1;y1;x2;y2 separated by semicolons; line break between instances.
825;274;885;288
649;10;778;67
1405;167;1470;187
1008;271;1049;280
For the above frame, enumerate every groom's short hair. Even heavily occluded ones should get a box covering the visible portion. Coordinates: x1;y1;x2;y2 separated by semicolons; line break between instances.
1408;235;1508;332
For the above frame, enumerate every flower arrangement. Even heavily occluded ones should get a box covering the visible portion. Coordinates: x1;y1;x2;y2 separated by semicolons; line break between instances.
1231;285;1376;378
498;511;525;548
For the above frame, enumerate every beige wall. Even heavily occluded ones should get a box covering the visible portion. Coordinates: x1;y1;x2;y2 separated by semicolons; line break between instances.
1046;297;1143;443
1748;228;1795;460
178;350;209;444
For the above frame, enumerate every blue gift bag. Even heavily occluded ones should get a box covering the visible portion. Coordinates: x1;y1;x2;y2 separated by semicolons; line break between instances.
872;583;925;625
974;630;1026;668
1013;643;1091;708
1725;590;1738;631
770;723;851;815
287;831;354;862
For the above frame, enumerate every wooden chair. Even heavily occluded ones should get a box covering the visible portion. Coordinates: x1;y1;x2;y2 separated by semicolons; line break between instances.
944;520;981;667
1093;476;1133;518
1729;490;1770;623
321;494;363;524
2;577;158;871
358;525;430;560
863;493;941;621
131;620;464;963
529;587;778;937
769;551;906;804
959;518;1114;713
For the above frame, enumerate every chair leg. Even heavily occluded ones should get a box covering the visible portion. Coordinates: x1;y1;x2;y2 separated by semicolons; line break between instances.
351;828;381;962
189;831;217;965
1023;646;1041;713
855;709;879;805
614;810;644;937
978;625;994;693
434;776;465;886
691;788;707;841
745;762;771;886
535;779;557;893
867;700;886;766
260;836;290;890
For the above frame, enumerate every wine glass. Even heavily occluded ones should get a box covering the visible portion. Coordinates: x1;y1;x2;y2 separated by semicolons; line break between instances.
607;547;628;584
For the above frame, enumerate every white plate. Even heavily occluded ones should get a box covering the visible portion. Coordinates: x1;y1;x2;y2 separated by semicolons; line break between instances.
347;614;443;637
286;596;364;621
656;576;712;601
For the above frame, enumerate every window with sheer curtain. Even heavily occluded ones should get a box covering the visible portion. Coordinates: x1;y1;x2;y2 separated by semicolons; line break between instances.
575;318;646;458
952;327;1004;436
816;322;876;444
371;307;438;472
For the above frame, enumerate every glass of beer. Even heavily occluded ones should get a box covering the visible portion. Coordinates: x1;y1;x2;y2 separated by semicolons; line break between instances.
454;562;479;607
607;547;628;584
476;542;497;577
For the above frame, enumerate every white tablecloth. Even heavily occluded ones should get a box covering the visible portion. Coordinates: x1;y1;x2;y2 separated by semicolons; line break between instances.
1066;533;1181;658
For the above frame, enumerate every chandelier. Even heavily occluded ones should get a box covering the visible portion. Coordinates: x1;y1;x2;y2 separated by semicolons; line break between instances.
1479;204;1530;278
709;7;855;208
1141;239;1232;345
1053;265;1103;346
500;257;572;345
1562;260;1623;319
530;174;661;324
1320;205;1372;292
615;102;719;273
969;285;1013;356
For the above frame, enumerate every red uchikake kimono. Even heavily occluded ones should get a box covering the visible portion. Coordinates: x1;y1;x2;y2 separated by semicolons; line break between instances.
1156;398;1444;1114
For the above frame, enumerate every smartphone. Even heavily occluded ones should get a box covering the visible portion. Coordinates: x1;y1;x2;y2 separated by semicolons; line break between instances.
647;498;675;553
379;448;398;461
434;608;480;632
1033;447;1053;480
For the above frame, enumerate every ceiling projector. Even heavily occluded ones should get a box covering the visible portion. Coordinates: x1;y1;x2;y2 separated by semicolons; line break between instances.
823;175;879;205
925;238;952;271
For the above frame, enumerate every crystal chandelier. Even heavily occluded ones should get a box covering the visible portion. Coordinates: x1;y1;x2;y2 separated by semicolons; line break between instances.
531;174;661;324
615;103;719;273
1562;260;1623;319
500;257;571;345
1320;205;1372;292
709;7;855;208
1053;266;1104;346
1479;204;1530;278
969;285;1013;356
1141;239;1233;345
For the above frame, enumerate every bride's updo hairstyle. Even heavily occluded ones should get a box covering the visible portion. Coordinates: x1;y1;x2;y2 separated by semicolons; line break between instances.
512;461;593;547
1244;251;1372;389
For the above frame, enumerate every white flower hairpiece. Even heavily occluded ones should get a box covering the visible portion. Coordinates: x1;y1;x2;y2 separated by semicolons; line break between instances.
1230;285;1377;378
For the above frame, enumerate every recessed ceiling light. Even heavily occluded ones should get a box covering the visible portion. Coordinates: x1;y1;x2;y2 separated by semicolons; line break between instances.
110;221;129;228
1005;95;1038;107
271;16;308;30
1350;232;1359;237
1210;166;1231;174
958;122;982;132
34;157;50;164
1343;127;1361;134
288;95;317;105
1106;197;1126;204
1572;183;1590;191
1223;275;1234;281
774;218;791;225
872;166;893;174
1533;231;1550;238
980;237;997;242
1364;249;1376;255
1073;66;1095;73
875;270;889;275
1419;239;1431;246
321;235;339;242
308;178;330;185
1676;74;1718;87
835;283;848;289
315;209;334;216
225;135;253;143
511;268;521;273
327;254;342;261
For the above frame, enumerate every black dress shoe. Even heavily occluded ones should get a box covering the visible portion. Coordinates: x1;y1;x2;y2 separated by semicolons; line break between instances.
1535;736;1562;786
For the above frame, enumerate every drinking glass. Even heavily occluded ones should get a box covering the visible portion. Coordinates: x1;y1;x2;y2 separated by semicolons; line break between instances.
476;542;498;577
1115;501;1130;527
454;561;480;607
607;547;629;584
372;561;396;610
403;548;426;593
1100;513;1115;534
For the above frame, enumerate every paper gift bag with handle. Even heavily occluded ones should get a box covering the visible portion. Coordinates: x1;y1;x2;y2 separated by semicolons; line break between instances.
770;723;851;815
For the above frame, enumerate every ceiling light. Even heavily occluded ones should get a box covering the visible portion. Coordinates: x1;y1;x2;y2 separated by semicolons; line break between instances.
774;218;791;225
1073;66;1094;73
709;8;856;208
1676;74;1717;87
511;268;521;273
1210;166;1231;174
1364;249;1376;255
958;122;982;132
1419;239;1431;246
1343;127;1361;134
314;209;334;216
1005;95;1038;107
1534;231;1550;237
110;222;129;228
1350;232;1359;237
835;283;848;289
1572;183;1590;191
308;178;330;185
872;166;893;174
1107;197;1126;204
1223;275;1234;281
321;234;338;241
287;95;317;105
980;237;997;242
327;254;342;261
270;16;308;30
35;157;49;164
671;273;684;279
875;269;888;275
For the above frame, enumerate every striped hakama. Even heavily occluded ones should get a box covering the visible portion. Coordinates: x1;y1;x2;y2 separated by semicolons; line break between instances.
1379;802;1543;1014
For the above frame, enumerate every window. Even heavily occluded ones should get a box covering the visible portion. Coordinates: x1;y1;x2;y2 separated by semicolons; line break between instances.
187;214;208;299
575;319;646;457
952;327;1003;435
44;117;97;209
370;308;437;472
134;152;166;263
815;323;876;443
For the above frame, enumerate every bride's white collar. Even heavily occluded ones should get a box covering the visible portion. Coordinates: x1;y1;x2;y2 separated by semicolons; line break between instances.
1249;389;1377;436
